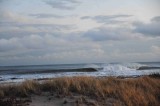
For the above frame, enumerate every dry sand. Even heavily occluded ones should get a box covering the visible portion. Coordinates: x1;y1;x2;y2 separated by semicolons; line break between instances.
29;92;99;106
27;92;122;106
1;75;159;106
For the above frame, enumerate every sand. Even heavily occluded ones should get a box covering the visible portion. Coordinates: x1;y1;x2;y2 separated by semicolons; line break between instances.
29;92;99;106
1;75;159;106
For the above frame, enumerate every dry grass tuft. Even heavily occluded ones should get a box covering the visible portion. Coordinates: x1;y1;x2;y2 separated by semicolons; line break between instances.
0;76;160;106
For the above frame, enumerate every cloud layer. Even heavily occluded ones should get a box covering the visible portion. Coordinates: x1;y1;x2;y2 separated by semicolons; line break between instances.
81;15;132;24
83;27;141;41
0;0;160;65
44;0;81;10
29;13;65;18
134;16;160;36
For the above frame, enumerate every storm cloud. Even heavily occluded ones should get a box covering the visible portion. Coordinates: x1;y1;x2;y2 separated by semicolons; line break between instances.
134;16;160;36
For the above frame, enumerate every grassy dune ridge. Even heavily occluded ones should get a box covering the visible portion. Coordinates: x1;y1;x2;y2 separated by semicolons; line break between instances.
0;75;160;106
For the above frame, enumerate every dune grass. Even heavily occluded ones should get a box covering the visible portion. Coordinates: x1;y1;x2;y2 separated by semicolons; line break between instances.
0;75;160;106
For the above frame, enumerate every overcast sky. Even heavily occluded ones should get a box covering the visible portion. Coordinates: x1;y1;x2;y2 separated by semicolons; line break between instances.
0;0;160;66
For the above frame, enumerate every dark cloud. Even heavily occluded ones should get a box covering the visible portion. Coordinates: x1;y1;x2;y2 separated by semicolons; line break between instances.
0;34;54;52
0;38;21;52
83;27;136;41
0;30;61;39
44;0;81;10
151;16;160;22
0;22;76;32
0;11;76;32
0;22;74;29
93;15;132;20
0;21;76;39
29;13;64;18
81;14;132;24
134;16;160;36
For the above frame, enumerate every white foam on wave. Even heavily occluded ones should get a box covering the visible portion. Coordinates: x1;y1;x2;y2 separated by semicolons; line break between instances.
121;63;147;69
102;64;134;71
97;64;142;76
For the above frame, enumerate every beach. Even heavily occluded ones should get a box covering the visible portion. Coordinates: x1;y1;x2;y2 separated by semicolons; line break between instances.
0;62;160;106
1;0;160;105
0;74;160;106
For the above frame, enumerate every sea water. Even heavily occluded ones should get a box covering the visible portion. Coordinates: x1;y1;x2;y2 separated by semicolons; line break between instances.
0;62;160;83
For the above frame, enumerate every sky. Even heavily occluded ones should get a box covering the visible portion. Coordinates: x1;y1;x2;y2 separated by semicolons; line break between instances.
0;0;160;66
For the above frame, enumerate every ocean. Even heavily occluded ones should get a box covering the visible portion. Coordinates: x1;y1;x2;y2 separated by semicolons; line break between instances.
0;62;160;83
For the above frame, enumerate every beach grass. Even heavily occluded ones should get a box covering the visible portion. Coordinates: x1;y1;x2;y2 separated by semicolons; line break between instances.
0;74;160;106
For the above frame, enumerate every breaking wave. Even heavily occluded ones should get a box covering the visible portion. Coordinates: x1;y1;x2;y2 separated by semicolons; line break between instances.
0;62;160;83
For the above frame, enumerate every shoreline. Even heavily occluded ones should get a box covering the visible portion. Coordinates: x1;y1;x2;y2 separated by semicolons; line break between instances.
0;74;157;86
0;74;144;85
